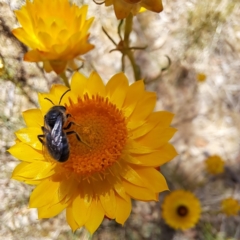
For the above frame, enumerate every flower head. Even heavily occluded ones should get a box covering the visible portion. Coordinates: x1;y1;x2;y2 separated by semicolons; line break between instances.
162;190;201;230
197;73;207;83
12;0;94;74
104;0;163;19
205;155;224;175
221;198;240;216
9;72;177;234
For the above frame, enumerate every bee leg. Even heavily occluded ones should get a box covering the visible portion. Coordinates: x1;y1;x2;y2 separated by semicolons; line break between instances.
64;121;74;130
37;134;44;143
66;131;91;147
38;126;49;143
66;131;82;141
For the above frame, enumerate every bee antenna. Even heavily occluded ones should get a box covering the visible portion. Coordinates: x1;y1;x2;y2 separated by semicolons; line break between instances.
44;98;55;105
59;89;71;105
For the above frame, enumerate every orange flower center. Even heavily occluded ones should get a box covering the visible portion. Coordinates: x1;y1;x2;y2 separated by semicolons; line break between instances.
177;205;188;217
63;94;128;176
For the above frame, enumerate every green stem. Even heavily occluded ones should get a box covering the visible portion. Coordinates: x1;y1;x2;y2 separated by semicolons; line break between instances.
126;51;141;81
123;14;141;81
59;72;70;88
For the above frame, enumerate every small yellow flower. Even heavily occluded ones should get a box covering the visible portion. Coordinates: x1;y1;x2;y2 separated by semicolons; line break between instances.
221;198;240;216
162;190;201;230
104;0;163;19
9;72;177;234
12;0;94;74
205;155;224;175
0;57;5;76
197;73;207;82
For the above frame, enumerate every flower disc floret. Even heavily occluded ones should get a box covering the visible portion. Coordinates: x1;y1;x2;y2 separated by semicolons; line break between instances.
104;0;163;19
162;190;201;230
12;0;94;74
9;71;177;234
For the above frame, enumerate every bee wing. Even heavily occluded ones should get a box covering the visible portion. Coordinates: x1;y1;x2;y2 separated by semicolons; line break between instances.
40;127;57;163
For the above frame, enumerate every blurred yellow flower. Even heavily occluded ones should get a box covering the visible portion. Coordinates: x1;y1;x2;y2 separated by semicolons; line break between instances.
139;7;146;13
221;198;240;216
104;0;163;19
197;73;207;82
12;0;94;74
0;57;5;76
162;190;201;230
9;72;177;234
205;155;224;175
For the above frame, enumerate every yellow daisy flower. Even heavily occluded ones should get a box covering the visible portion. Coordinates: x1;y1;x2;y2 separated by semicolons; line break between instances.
12;0;94;74
205;155;224;175
162;190;201;230
104;0;163;19
197;73;207;83
0;57;5;76
221;198;240;216
9;72;177;234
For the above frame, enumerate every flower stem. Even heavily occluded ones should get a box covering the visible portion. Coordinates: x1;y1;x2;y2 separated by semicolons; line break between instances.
123;14;141;81
59;72;70;88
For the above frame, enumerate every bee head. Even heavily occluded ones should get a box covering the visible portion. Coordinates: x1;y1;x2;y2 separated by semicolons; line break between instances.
45;106;66;129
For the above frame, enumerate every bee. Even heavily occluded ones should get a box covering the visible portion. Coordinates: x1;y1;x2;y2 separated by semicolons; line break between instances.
38;89;83;162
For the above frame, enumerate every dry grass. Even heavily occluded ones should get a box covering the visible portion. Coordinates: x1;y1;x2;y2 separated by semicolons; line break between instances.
1;0;240;239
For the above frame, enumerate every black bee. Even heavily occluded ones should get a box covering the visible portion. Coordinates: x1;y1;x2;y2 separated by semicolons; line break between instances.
38;89;83;162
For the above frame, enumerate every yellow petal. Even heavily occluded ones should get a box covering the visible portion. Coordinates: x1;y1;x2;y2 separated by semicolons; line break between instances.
37;32;52;48
113;182;128;201
12;161;54;183
127;92;156;130
22;109;43;127
122;180;157;201
50;60;68;74
70;72;88;99
15;127;42;150
130;111;174;139
8;142;44;162
123;80;145;118
58;176;78;203
29;178;60;208
134;167;169;192
72;193;92;226
120;165;146;187
127;139;155;154
50;84;70;105
113;1;132;19
115;194;131;225
136;127;177;149
139;7;146;13
127;143;178;167
14;8;33;33
100;189;116;219
85;72;106;97
106;72;129;109
141;0;163;12
105;0;113;6
12;28;37;49
43;60;53;72
24;49;42;62
66;205;80;232
84;200;104;235
38;201;68;218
